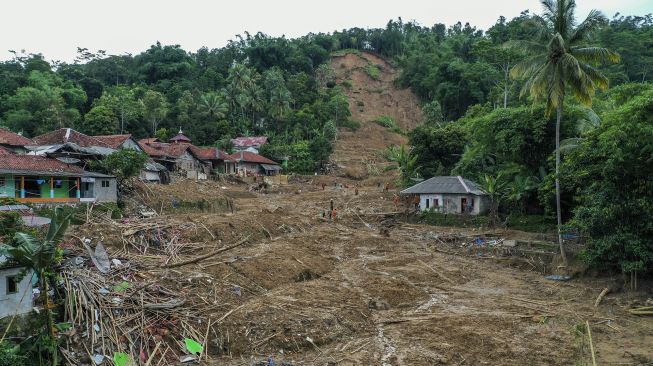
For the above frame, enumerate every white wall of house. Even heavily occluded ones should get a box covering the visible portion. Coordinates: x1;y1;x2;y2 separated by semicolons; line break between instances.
418;193;488;215
0;267;33;318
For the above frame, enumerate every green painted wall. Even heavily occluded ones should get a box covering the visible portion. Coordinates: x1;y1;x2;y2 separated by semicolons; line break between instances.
38;177;71;198
0;175;16;198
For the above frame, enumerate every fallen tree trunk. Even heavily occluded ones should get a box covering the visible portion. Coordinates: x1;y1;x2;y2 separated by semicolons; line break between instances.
161;235;251;269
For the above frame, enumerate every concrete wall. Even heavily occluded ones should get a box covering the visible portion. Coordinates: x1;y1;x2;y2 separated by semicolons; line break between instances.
140;170;161;183
419;193;488;215
93;178;117;202
0;267;33;318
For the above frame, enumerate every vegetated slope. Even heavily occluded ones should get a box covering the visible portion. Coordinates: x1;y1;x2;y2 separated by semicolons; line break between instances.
329;51;423;180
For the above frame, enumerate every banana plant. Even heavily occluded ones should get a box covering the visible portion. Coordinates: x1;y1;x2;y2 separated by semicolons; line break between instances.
0;207;72;365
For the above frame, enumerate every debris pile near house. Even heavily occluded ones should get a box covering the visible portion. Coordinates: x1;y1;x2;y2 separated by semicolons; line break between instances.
59;231;250;365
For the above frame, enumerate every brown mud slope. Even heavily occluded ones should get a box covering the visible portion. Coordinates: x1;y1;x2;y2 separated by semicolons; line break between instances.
330;52;423;179
64;180;653;366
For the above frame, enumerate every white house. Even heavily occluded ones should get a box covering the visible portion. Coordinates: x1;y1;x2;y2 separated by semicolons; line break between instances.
400;176;489;215
0;256;32;318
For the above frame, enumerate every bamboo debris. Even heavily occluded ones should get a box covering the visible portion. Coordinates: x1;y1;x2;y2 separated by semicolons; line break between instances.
594;288;609;307
60;221;250;365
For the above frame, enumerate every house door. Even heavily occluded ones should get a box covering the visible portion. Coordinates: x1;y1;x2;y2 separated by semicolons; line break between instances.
461;198;467;213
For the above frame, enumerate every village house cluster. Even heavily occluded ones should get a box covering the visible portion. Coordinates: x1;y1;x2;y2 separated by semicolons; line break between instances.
0;127;281;205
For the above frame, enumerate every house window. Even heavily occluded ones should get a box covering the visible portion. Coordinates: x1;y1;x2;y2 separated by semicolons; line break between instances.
101;180;110;188
6;276;17;294
434;199;439;207
425;198;430;208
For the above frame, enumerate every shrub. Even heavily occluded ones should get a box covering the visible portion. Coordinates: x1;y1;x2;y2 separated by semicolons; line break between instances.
337;119;361;131
341;80;353;89
373;115;404;135
366;65;381;80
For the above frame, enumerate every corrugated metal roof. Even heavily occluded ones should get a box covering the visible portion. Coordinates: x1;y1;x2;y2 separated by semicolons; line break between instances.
400;176;486;195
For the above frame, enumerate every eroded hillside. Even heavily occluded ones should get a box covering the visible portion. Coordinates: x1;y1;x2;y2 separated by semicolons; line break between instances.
329;51;423;180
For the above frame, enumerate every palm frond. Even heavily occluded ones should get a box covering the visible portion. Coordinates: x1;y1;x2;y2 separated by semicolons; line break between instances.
579;63;609;90
510;54;547;79
568;9;607;44
570;47;620;64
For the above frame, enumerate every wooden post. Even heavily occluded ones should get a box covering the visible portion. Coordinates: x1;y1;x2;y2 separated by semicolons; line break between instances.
50;177;54;198
76;178;80;199
20;176;25;198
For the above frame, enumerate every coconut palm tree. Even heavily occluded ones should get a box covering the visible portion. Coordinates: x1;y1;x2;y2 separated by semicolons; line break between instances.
199;92;228;120
509;0;620;264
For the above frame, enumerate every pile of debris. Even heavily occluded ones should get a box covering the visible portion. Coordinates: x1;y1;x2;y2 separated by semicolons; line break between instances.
59;223;251;364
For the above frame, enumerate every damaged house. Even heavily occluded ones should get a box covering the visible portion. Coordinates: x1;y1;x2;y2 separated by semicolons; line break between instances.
139;132;210;180
228;151;281;176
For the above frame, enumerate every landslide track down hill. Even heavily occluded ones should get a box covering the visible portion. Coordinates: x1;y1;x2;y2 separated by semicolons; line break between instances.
329;51;423;180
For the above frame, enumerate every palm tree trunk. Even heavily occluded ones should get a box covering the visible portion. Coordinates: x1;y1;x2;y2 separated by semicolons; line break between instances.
555;106;567;265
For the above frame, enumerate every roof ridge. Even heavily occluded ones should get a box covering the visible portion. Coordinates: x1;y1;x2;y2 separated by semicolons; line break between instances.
457;175;471;193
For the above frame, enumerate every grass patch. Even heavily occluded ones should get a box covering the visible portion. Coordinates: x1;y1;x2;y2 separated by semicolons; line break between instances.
366;65;381;80
506;214;556;233
373;115;404;135
331;48;362;57
341;80;353;89
419;211;490;228
337;119;361;131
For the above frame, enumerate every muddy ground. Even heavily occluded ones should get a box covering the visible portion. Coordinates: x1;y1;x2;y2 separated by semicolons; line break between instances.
72;179;653;365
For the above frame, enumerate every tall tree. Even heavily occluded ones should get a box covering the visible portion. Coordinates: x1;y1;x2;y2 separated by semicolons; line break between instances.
509;0;620;263
141;90;168;135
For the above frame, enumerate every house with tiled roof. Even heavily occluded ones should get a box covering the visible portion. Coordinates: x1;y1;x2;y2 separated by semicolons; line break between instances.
228;151;281;176
400;176;489;214
138;134;209;180
0;128;34;153
189;146;234;173
0;155;117;204
0;155;83;203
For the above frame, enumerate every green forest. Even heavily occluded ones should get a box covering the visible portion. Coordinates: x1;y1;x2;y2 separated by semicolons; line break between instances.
1;2;652;275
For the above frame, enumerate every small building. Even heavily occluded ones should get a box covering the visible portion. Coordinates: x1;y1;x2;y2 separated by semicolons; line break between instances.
400;176;488;215
0;256;32;318
228;151;281;176
189;146;234;174
0;155;84;204
0;128;34;154
138;135;209;180
231;136;268;154
80;172;118;203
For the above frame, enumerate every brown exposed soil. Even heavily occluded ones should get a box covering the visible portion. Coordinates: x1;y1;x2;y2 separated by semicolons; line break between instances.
63;180;653;365
329;52;423;179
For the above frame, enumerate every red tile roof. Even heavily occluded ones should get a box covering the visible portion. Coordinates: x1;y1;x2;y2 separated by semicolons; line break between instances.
32;128;112;148
0;128;33;147
0;146;15;155
92;134;133;149
0;155;83;175
138;140;198;159
229;151;278;165
231;136;268;148
170;133;191;143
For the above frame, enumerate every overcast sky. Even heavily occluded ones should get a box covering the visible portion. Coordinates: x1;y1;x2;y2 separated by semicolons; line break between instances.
2;0;651;62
